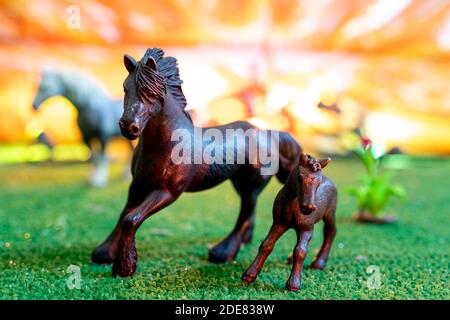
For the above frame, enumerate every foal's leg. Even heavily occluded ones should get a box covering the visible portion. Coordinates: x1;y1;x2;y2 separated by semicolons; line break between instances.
286;229;313;291
311;213;336;270
112;190;176;277
91;180;145;264
242;224;287;284
208;192;258;263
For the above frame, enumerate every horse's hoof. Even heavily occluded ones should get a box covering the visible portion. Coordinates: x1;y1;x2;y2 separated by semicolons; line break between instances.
241;227;253;244
112;259;136;278
112;240;137;277
88;167;109;188
208;245;236;263
241;272;257;284
91;246;114;265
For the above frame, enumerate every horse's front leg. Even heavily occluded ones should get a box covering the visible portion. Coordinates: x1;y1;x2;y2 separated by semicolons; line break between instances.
112;190;176;278
91;180;144;264
285;228;313;291
242;224;287;284
91;206;132;265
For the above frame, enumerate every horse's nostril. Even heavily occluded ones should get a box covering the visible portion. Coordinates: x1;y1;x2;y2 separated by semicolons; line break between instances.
129;123;140;134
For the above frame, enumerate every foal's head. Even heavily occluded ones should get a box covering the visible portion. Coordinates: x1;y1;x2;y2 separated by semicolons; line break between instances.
120;52;166;140
297;153;331;215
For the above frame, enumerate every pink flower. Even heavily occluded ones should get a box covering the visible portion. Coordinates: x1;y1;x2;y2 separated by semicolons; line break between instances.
360;136;372;149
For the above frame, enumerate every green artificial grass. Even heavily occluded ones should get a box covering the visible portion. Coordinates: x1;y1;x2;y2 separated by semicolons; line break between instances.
0;157;449;299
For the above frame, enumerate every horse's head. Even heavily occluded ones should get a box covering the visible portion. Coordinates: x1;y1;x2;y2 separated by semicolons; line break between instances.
32;71;63;110
120;52;166;140
297;153;331;215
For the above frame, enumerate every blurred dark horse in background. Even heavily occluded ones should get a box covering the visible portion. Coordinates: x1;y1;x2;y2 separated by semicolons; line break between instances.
91;48;302;277
33;70;132;187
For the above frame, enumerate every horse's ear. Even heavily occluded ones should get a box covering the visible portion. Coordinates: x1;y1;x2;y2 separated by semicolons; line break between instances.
319;158;331;169
124;54;137;73
146;56;157;71
299;153;309;166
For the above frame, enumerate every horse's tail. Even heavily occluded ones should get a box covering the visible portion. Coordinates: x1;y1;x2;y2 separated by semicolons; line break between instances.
276;131;302;184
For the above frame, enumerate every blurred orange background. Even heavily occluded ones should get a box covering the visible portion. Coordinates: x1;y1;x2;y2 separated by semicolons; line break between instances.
1;0;450;157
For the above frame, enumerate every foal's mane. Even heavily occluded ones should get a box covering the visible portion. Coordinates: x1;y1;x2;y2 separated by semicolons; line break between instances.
136;48;188;115
301;155;322;172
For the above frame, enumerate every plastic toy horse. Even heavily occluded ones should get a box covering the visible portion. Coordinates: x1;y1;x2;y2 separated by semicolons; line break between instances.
91;48;302;277
242;153;337;291
32;70;132;187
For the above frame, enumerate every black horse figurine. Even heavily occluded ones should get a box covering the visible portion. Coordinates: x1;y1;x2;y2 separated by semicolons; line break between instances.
91;48;302;277
242;153;337;291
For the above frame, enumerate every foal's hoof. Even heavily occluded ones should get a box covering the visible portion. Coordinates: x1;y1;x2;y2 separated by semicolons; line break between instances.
310;259;326;270
285;284;300;292
285;279;301;292
285;276;302;292
91;245;114;265
241;272;257;284
287;253;293;264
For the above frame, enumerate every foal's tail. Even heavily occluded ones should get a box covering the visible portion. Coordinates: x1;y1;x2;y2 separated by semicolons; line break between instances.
275;131;302;184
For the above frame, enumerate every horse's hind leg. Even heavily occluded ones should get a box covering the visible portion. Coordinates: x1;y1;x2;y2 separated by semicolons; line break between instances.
208;176;270;263
310;212;336;270
208;192;256;263
90;137;109;187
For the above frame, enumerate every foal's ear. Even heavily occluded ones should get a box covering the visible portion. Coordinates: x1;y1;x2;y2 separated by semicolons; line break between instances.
124;54;137;73
145;56;157;71
319;158;331;169
299;153;309;166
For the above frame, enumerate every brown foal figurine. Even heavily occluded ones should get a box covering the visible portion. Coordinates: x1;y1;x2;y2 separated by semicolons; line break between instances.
242;153;337;291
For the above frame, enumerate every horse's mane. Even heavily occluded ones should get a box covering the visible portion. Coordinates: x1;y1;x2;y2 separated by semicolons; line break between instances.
136;48;188;114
